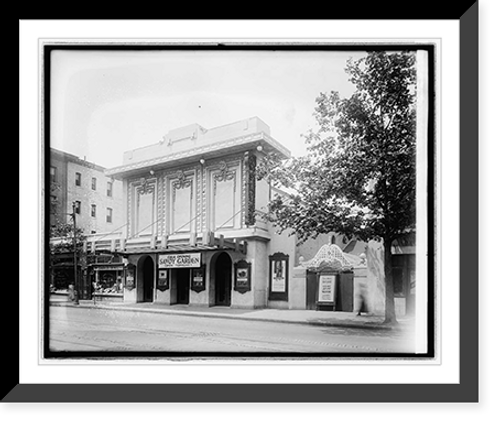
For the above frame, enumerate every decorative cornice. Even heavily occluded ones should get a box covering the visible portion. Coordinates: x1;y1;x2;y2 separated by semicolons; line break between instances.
106;132;290;179
172;170;192;190
214;160;236;183
136;177;156;195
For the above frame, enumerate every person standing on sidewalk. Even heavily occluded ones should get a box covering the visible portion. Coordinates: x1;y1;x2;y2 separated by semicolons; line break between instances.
67;283;79;304
356;281;369;316
68;283;75;302
355;253;370;316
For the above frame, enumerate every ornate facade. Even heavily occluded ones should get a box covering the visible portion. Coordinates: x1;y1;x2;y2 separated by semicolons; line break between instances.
77;116;414;317
87;117;295;308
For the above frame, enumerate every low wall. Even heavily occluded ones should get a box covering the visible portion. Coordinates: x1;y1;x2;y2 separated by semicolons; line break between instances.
92;293;124;303
353;265;370;313
289;266;307;310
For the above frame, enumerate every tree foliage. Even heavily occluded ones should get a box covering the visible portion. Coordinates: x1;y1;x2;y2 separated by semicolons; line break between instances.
259;51;418;323
49;221;87;256
261;51;417;243
49;183;87;258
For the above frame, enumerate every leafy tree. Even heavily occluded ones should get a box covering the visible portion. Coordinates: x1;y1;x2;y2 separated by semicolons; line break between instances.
49;222;86;255
49;181;87;256
260;51;417;324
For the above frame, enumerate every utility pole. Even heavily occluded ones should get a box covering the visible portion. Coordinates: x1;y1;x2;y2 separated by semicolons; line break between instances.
72;201;79;305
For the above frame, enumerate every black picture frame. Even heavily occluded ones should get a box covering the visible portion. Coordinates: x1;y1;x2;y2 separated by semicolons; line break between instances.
316;271;337;308
157;268;169;291
191;265;206;293
268;252;289;301
124;263;136;290
234;260;252;294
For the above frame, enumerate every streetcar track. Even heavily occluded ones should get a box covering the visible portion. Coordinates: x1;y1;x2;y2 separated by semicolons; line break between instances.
49;314;389;353
50;337;124;351
51;318;289;352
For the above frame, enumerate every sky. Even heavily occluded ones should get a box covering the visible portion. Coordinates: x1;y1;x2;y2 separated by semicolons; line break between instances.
50;49;367;169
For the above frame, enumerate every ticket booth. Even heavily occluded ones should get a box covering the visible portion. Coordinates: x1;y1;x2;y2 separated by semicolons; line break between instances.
306;268;354;311
302;243;356;311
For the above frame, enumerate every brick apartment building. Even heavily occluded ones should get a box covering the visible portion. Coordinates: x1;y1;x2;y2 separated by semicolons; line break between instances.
49;148;124;297
49;148;123;233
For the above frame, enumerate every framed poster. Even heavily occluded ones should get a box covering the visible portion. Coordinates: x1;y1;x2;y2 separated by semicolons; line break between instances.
191;266;206;293
317;274;336;305
124;263;136;290
269;252;289;301
234;260;251;294
157;268;169;291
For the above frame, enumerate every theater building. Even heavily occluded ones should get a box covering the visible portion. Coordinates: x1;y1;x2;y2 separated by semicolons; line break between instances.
98;117;300;308
79;116;416;317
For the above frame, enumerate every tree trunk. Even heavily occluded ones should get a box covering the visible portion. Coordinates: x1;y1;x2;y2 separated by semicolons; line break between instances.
383;237;398;324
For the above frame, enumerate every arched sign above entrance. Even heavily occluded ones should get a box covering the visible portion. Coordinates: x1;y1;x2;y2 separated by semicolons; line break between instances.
300;243;356;273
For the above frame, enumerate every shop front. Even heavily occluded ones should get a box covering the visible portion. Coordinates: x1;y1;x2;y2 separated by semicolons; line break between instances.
121;244;257;308
49;255;82;300
88;253;126;302
91;264;125;301
157;251;204;305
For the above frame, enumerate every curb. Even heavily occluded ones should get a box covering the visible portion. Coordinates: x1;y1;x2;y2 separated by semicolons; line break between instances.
49;301;408;331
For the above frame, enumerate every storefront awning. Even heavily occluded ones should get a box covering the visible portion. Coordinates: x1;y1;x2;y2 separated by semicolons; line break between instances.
51;262;78;268
91;264;124;271
123;244;235;256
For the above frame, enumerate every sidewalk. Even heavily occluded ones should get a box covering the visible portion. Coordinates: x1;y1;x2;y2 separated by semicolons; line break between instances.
49;297;414;331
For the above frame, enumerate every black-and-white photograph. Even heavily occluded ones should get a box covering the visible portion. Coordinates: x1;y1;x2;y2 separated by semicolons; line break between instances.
44;42;435;358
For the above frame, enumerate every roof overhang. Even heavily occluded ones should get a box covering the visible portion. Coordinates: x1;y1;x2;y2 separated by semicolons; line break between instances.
106;132;290;180
122;244;234;257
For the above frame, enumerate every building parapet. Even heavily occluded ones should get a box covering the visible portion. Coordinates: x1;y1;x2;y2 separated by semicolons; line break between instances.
51;147;106;172
106;118;290;180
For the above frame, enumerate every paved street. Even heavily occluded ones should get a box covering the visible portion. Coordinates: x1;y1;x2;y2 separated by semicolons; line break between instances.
48;306;415;354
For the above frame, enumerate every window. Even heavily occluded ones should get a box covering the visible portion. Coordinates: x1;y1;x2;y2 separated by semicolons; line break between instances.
50;166;57;183
106;208;113;223
91;204;96;217
75;172;81;186
50;195;58;214
91;177;96;190
107;181;113;197
74;201;81;214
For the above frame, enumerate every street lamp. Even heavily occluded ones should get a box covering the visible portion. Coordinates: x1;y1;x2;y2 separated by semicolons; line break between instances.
71;201;79;305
